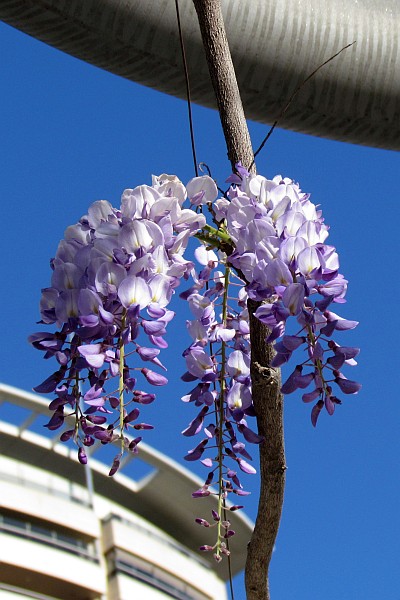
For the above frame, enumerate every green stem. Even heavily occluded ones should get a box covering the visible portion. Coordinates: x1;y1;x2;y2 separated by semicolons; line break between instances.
69;339;82;441
195;223;233;248
119;311;127;453
306;324;329;394
216;265;231;558
73;370;81;439
204;223;231;242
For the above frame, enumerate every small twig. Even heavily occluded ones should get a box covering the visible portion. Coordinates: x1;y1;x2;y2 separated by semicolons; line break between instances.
175;0;199;176
250;41;356;168
199;162;212;177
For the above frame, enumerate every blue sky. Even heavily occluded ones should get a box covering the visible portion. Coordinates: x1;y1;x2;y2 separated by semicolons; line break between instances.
1;20;399;600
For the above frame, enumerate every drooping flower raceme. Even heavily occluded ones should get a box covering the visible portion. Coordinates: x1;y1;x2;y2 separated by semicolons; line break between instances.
31;166;360;560
179;245;263;561
220;167;361;425
30;175;205;472
176;165;360;558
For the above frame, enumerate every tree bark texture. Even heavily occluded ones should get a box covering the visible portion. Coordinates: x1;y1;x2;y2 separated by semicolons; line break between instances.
191;0;254;173
245;301;286;600
191;1;286;598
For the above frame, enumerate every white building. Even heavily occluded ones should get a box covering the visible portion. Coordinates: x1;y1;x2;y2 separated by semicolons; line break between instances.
0;384;253;600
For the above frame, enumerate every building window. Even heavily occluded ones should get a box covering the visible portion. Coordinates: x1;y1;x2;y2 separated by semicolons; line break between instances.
107;548;212;600
0;511;98;562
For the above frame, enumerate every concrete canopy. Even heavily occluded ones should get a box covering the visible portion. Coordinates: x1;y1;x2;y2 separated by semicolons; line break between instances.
1;0;400;149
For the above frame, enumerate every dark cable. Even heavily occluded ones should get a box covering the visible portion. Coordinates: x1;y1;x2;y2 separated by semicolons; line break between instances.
250;41;356;169
175;0;199;176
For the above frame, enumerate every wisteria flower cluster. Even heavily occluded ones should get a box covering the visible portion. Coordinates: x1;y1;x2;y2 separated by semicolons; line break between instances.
31;165;360;561
179;244;264;561
30;174;205;472
218;164;361;425
174;164;360;558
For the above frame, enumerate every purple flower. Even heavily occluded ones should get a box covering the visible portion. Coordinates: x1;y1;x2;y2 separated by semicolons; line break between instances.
195;518;211;527
44;409;64;430
327;344;360;369
192;489;211;499
226;351;250;380
141;368;168;386
182;406;209;437
311;400;324;427
334;374;362;394
227;382;252;412
237;423;264;444
78;448;88;465
323;310;359;331
32;166;360;505
265;258;292;287
185;348;215;380
124;408;140;424
186;176;218;205
302;388;322;403
109;453;122;476
271;342;292;367
137;346;166;370
118;276;152;310
95;262;126;296
184;439;208;461
282;283;305;316
78;344;105;369
238;459;257;475
32;173;210;473
33;371;65;394
226;162;250;184
281;365;303;394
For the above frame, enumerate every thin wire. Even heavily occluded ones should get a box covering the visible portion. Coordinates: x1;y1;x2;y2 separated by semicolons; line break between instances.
250;41;356;169
174;0;199;177
199;162;227;199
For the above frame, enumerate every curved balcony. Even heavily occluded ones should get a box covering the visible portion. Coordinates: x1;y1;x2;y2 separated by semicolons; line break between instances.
0;383;254;599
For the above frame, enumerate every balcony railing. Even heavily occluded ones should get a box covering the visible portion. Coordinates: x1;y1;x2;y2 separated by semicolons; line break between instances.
103;512;209;567
0;513;98;563
0;469;91;507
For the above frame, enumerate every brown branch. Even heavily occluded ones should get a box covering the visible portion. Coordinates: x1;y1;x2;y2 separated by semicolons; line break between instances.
245;301;286;600
192;2;286;598
192;0;255;173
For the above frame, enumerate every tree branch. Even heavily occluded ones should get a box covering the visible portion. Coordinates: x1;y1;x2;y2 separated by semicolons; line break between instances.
245;300;286;600
192;0;254;173
191;2;286;598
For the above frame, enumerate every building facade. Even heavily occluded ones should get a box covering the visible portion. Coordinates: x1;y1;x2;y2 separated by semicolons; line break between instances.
0;384;253;600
